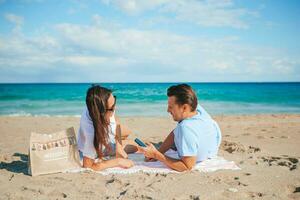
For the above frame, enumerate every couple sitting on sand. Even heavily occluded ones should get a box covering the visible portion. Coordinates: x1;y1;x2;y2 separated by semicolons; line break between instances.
77;84;222;172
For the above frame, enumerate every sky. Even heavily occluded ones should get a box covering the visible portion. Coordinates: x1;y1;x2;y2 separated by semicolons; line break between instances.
0;0;299;83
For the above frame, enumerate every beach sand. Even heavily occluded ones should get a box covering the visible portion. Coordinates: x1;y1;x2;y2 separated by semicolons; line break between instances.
0;114;300;199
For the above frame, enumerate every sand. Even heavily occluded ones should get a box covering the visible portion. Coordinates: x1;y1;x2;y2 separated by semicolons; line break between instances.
0;114;300;200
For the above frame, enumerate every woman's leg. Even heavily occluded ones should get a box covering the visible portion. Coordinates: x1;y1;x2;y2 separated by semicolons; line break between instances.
120;124;131;140
119;124;138;153
115;124;138;157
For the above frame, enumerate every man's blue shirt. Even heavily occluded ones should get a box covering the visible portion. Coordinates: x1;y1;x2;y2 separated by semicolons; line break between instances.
174;105;222;162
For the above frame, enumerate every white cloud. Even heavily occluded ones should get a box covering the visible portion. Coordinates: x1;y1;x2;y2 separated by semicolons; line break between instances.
102;0;170;15
4;13;24;25
0;15;299;82
272;58;298;74
4;13;24;33
103;0;257;29
64;55;133;67
163;1;255;29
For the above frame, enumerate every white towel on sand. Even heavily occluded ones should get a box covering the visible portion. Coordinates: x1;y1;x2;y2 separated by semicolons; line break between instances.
67;150;240;175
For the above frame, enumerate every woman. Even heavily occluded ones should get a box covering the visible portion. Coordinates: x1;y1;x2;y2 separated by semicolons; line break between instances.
77;85;137;171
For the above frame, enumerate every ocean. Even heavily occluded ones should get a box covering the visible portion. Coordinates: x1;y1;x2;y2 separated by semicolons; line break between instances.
0;83;300;117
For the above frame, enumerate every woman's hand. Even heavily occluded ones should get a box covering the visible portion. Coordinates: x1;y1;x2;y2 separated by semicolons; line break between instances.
117;158;134;169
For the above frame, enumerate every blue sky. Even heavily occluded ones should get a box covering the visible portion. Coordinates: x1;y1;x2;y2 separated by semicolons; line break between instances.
0;0;299;82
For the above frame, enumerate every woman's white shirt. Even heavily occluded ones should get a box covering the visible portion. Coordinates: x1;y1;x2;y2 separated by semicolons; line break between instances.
77;107;117;159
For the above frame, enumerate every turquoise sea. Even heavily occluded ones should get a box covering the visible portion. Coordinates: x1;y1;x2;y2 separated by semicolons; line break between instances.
0;83;300;117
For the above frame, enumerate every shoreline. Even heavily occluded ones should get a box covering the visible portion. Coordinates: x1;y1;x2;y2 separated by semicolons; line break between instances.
1;113;300;118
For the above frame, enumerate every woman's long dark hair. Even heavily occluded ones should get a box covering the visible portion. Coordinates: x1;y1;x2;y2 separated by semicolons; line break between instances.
86;85;113;158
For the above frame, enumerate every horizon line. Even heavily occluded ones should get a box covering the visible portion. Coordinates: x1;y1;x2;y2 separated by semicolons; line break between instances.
0;81;300;84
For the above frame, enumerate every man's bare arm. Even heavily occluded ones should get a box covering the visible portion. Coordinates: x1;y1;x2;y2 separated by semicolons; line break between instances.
155;151;197;172
158;130;174;154
140;143;197;172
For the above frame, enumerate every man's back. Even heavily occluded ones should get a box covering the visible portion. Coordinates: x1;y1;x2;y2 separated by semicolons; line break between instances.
174;105;222;162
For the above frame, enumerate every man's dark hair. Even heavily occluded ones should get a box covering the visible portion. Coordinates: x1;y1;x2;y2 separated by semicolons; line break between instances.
167;84;198;111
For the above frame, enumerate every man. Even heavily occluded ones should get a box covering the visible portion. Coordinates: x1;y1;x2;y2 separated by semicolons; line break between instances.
139;84;222;172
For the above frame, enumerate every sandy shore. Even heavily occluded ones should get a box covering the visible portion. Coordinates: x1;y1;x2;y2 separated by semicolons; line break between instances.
0;114;300;200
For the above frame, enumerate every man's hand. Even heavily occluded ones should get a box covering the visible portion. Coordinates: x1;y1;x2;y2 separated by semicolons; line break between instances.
138;142;197;172
138;142;160;160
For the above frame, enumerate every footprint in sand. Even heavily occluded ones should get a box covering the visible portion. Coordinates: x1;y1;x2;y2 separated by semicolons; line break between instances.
287;185;300;199
247;192;264;198
221;141;260;154
117;188;154;200
287;185;300;193
259;156;298;171
47;191;68;199
105;175;125;188
242;133;250;136
247;146;261;153
21;186;37;193
294;187;300;193
189;195;201;200
220;141;246;153
237;181;248;186
280;135;289;139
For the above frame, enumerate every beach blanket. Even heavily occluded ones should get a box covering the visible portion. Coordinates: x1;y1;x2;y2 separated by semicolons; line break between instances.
67;150;240;175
